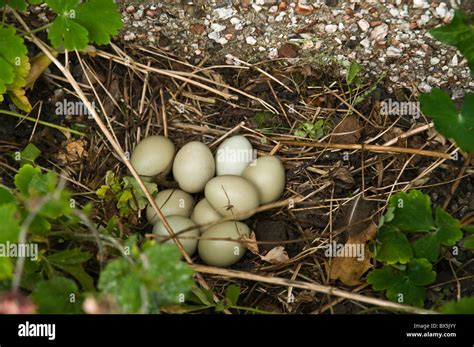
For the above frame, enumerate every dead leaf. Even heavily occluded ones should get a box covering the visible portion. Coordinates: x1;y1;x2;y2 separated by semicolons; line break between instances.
241;231;259;255
328;223;377;286
330;115;362;144
56;139;88;163
25;52;57;90
260;246;289;265
329;166;354;189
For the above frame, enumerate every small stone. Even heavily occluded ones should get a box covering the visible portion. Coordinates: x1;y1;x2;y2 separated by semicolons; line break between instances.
123;32;136;41
133;9;143;20
145;9;157;18
125;5;135;14
389;8;399;17
278;43;299;58
451;55;458;66
360;38;371;49
370;23;388;41
191;24;206;35
213;7;234;20
246;36;257;45
418;81;432;93
387;46;402;57
295;4;314;15
435;3;448;18
413;0;428;9
357;19;370;32
325;24;338;33
430;57;440;65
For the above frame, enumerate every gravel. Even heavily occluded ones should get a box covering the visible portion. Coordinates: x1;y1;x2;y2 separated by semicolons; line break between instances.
100;1;474;95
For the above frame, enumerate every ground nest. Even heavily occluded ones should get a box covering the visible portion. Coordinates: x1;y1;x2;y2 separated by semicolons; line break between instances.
0;41;472;314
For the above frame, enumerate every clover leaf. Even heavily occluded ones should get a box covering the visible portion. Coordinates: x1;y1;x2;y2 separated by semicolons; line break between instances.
367;258;436;307
46;0;122;51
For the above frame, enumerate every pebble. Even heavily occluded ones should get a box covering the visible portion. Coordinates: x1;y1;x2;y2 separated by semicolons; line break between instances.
430;57;440;65
246;36;257;45
370;23;388;41
325;24;338;33
387;46;402;57
357;19;370;32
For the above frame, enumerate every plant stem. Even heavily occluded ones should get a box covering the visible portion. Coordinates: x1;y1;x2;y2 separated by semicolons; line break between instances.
0;109;86;136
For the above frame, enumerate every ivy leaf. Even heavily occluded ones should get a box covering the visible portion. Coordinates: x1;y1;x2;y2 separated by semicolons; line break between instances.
420;89;474;153
0;27;29;104
31;277;83;313
440;297;474;314
429;11;474;72
368;259;436;307
386;190;435;232
375;226;413;264
46;0;122;50
413;208;463;262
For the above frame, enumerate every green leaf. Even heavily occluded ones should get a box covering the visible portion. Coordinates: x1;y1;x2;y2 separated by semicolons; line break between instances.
413;233;439;263
413;208;463;262
463;234;474;250
429;11;474;72
0;27;29;104
50;263;95;291
19;143;41;166
420;89;474;152
367;266;405;291
386;190;435;231
31;277;83;313
462;224;474;233
46;248;92;265
0;185;15;205
0;257;13;281
407;258;436;286
0;203;20;244
225;284;240;306
0;0;27;10
368;259;436;307
435;208;463;246
346;59;362;86
46;0;122;50
14;164;41;196
376;226;413;264
98;243;194;313
440;297;474;314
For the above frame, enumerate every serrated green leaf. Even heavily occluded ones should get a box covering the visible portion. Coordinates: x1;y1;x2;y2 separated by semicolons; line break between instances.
407;258;436;286
31;276;83;313
0;203;20;244
413;208;463;262
440;297;474;314
420;89;474;152
46;0;122;50
387;190;435;231
14;164;41;196
368;259;435;307
50;263;95;292
435;208;463;245
0;27;29;105
387;280;426;307
376;226;413;264
99;243;194;313
29;215;51;234
74;0;122;45
367;266;404;291
19;143;41;166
